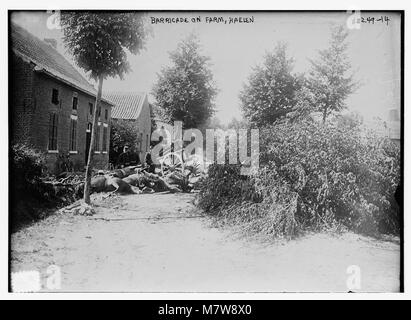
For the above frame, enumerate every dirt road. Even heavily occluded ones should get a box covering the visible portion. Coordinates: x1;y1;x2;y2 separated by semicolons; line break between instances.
11;193;400;292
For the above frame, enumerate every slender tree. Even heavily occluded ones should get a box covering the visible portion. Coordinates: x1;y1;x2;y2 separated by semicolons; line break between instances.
60;12;148;204
152;34;217;129
240;42;301;127
308;25;359;122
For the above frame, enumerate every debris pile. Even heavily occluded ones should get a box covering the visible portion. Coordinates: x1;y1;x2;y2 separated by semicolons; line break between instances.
41;164;205;210
40;172;85;203
87;164;205;196
73;203;96;216
58;201;96;216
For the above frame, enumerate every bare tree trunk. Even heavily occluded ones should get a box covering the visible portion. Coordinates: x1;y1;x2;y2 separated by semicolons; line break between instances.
83;74;104;204
322;106;328;123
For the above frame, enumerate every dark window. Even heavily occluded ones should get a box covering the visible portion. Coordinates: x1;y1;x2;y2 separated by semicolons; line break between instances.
69;119;77;151
89;103;93;115
48;113;58;150
94;124;101;151
102;126;108;152
72;95;78;110
146;134;149;151
98;107;101;118
51;89;59;105
105;109;108;120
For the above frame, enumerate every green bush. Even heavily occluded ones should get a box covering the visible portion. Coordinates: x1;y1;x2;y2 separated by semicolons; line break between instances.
10;143;80;229
197;118;401;238
10;144;84;230
110;119;141;165
11;144;47;227
197;164;257;212
11;143;46;193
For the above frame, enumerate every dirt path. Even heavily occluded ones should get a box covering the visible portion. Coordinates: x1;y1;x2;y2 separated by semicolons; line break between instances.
11;193;400;292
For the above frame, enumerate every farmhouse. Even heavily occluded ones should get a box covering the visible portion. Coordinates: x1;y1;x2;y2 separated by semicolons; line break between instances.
103;92;151;162
10;23;114;173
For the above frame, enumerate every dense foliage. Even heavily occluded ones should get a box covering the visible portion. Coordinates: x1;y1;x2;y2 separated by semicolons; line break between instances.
60;12;148;80
240;43;301;127
12;143;46;193
11;144;84;230
240;26;358;127
152;34;217;129
307;25;358;122
109;119;141;165
197;119;401;238
205;24;389;239
11;144;49;228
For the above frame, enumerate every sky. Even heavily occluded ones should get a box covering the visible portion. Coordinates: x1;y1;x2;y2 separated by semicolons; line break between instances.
11;11;401;124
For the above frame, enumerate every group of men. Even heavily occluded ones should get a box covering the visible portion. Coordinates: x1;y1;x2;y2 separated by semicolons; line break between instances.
116;145;155;173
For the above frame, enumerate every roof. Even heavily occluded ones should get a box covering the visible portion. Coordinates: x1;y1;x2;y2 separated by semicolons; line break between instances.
103;92;147;120
11;22;112;105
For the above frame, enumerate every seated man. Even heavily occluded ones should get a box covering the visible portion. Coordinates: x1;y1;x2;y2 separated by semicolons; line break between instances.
144;152;156;174
117;145;140;168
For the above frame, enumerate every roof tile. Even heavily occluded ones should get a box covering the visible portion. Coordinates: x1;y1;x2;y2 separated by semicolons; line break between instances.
11;22;103;100
103;92;147;120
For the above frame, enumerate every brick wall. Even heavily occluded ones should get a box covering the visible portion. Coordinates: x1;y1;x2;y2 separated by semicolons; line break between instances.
11;53;112;174
10;55;35;145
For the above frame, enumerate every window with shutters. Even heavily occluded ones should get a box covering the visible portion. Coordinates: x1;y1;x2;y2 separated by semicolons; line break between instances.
48;113;58;151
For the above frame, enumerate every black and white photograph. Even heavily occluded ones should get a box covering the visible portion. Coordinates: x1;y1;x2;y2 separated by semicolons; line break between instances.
3;3;407;301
